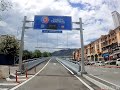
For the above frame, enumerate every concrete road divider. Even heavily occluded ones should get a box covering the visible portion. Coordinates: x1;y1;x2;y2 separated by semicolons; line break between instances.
21;57;49;73
0;65;9;79
56;58;80;74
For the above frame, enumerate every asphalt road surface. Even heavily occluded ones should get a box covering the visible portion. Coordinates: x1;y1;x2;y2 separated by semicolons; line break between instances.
85;65;120;86
15;58;89;90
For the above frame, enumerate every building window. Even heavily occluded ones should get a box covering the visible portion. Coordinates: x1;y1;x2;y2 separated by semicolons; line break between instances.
112;38;114;41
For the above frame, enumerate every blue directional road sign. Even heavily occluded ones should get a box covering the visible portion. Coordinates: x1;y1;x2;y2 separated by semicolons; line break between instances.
42;30;62;33
34;16;72;30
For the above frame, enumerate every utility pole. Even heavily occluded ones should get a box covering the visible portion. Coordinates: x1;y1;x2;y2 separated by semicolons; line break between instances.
73;18;87;75
79;18;87;74
19;16;27;73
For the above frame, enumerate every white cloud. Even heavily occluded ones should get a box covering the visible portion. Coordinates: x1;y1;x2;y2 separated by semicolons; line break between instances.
0;21;7;27
0;0;120;52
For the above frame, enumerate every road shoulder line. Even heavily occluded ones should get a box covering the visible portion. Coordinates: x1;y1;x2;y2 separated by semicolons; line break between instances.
10;58;51;90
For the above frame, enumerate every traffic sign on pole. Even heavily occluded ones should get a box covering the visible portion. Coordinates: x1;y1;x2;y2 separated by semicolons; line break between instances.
42;30;62;33
34;16;72;30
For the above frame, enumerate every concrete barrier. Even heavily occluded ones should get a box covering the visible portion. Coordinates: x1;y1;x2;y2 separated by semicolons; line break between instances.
0;65;9;79
22;58;48;73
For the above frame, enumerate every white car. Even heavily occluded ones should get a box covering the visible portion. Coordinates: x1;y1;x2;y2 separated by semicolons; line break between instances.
95;61;105;66
116;58;120;66
89;61;95;65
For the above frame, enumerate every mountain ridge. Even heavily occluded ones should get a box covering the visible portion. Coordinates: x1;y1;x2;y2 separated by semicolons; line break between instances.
52;49;76;56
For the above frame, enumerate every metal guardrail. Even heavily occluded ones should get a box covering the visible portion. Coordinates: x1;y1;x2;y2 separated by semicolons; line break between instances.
22;57;49;73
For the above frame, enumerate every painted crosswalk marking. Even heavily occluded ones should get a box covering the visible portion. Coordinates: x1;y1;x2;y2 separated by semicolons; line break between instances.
0;83;18;86
0;88;9;90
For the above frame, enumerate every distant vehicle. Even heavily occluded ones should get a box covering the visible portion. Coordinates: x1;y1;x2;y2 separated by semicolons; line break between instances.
66;58;69;61
34;58;38;60
95;61;105;66
84;61;95;65
89;61;95;65
72;61;78;64
105;61;111;65
105;60;116;65
116;58;120;66
84;61;89;65
109;60;116;65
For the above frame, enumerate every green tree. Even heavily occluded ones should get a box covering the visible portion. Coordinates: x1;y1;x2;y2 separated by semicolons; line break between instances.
0;35;19;56
33;50;42;58
42;52;51;57
23;50;33;60
47;52;52;57
42;52;47;57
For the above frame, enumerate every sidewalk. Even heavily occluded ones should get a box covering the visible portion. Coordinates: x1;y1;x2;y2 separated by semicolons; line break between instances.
0;65;19;79
9;65;19;75
92;65;120;68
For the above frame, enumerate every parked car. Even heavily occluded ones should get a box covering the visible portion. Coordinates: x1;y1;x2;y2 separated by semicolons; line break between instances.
109;60;116;65
116;58;120;66
105;61;111;65
84;61;89;65
89;61;95;65
95;61;105;66
105;60;116;65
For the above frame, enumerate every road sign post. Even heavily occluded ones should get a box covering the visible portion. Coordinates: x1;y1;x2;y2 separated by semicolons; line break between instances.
73;18;87;75
79;18;87;74
19;16;27;73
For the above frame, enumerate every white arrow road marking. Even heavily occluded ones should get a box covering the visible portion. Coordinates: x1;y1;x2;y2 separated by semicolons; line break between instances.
53;63;56;65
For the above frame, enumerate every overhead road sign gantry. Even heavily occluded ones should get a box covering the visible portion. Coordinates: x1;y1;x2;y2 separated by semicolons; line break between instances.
34;16;72;30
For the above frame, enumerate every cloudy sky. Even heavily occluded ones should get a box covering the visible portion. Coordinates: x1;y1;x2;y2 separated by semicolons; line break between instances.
0;0;120;52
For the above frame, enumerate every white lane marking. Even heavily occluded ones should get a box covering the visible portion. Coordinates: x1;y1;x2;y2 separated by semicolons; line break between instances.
53;63;56;65
74;75;94;90
57;59;94;90
113;72;119;74
102;71;107;72
6;78;26;82
10;58;51;90
10;73;33;78
57;59;74;75
89;74;120;88
0;83;18;86
0;88;9;90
